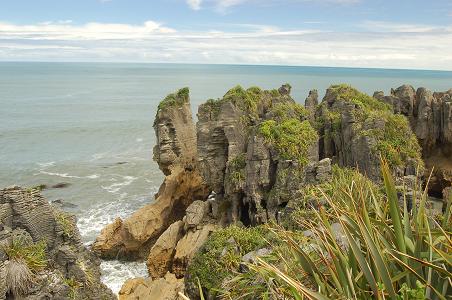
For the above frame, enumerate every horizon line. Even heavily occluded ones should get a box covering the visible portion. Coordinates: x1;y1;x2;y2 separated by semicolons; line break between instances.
1;60;452;73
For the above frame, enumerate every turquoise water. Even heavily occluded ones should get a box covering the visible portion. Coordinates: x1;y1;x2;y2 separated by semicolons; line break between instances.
1;62;452;292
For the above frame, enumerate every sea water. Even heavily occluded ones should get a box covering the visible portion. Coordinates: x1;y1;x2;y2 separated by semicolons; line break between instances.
1;62;451;293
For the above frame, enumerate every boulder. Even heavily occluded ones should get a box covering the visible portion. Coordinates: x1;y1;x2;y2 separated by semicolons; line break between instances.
172;224;217;278
119;273;185;300
147;221;184;279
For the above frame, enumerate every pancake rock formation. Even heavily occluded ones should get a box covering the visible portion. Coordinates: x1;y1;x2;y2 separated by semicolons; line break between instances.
94;84;451;300
0;186;115;300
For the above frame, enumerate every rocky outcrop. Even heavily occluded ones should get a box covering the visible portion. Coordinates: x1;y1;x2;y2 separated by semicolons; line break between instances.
317;84;422;181
92;166;208;260
374;86;452;198
0;186;115;300
153;87;197;176
197;86;319;225
93;88;208;260
119;273;184;300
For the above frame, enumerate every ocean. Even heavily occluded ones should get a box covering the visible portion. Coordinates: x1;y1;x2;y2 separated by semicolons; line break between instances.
1;62;451;293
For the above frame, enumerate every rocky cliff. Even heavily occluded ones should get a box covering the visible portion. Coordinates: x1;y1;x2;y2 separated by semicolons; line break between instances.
374;85;452;197
0;186;115;299
93;84;450;300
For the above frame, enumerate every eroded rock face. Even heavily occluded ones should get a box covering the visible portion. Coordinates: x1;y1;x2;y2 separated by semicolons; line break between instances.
93;89;209;260
318;85;421;181
92;167;208;259
374;86;452;197
0;186;115;300
153;88;198;176
146;220;184;279
197;86;319;225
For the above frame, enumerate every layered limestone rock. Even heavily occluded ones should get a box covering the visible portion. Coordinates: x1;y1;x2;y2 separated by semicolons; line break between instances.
153;87;197;176
374;86;452;197
197;85;319;225
93;88;208;259
0;186;115;300
317;84;422;181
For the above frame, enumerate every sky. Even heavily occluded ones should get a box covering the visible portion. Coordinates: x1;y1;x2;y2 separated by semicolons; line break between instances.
1;0;452;70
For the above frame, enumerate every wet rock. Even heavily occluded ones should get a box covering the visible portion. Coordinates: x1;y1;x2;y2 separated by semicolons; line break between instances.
51;182;71;189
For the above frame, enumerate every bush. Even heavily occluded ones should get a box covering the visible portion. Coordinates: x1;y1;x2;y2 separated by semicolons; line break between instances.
259;119;318;165
284;165;383;230
186;225;269;297
157;87;190;111
325;84;423;169
230;159;451;299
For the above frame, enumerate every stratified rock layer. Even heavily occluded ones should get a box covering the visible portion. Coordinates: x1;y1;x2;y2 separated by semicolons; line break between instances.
0;186;115;300
374;86;452;196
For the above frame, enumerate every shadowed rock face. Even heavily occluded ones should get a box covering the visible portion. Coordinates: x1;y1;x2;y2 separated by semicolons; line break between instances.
196;86;320;225
0;186;115;300
374;86;452;197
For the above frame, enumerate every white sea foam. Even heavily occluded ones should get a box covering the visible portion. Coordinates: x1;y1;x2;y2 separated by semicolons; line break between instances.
136;138;143;142
38;170;100;179
100;260;148;295
37;161;55;168
101;175;137;193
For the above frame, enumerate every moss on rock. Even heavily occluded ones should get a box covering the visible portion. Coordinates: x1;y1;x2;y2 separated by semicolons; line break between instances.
157;87;190;111
326;84;422;169
259;119;318;165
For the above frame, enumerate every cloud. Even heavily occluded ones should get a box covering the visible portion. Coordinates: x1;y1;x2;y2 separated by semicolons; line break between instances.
187;0;360;11
187;0;202;10
0;20;451;70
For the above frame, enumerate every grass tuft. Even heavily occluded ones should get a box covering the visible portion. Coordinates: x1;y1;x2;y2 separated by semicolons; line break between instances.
3;236;47;273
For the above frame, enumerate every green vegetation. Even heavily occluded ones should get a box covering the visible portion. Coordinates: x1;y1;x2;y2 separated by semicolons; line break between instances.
55;211;76;239
325;84;422;168
3;236;47;272
259;119;318;165
64;277;82;299
269;101;308;121
157;87;190;111
27;184;47;192
187;225;268;297
284;165;383;230
227;153;247;187
225;159;451;299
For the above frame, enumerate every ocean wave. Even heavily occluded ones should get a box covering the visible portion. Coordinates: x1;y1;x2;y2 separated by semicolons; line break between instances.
37;161;55;168
38;170;100;179
101;175;137;193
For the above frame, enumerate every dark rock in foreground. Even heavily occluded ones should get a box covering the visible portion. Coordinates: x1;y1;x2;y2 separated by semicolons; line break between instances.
0;186;115;300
